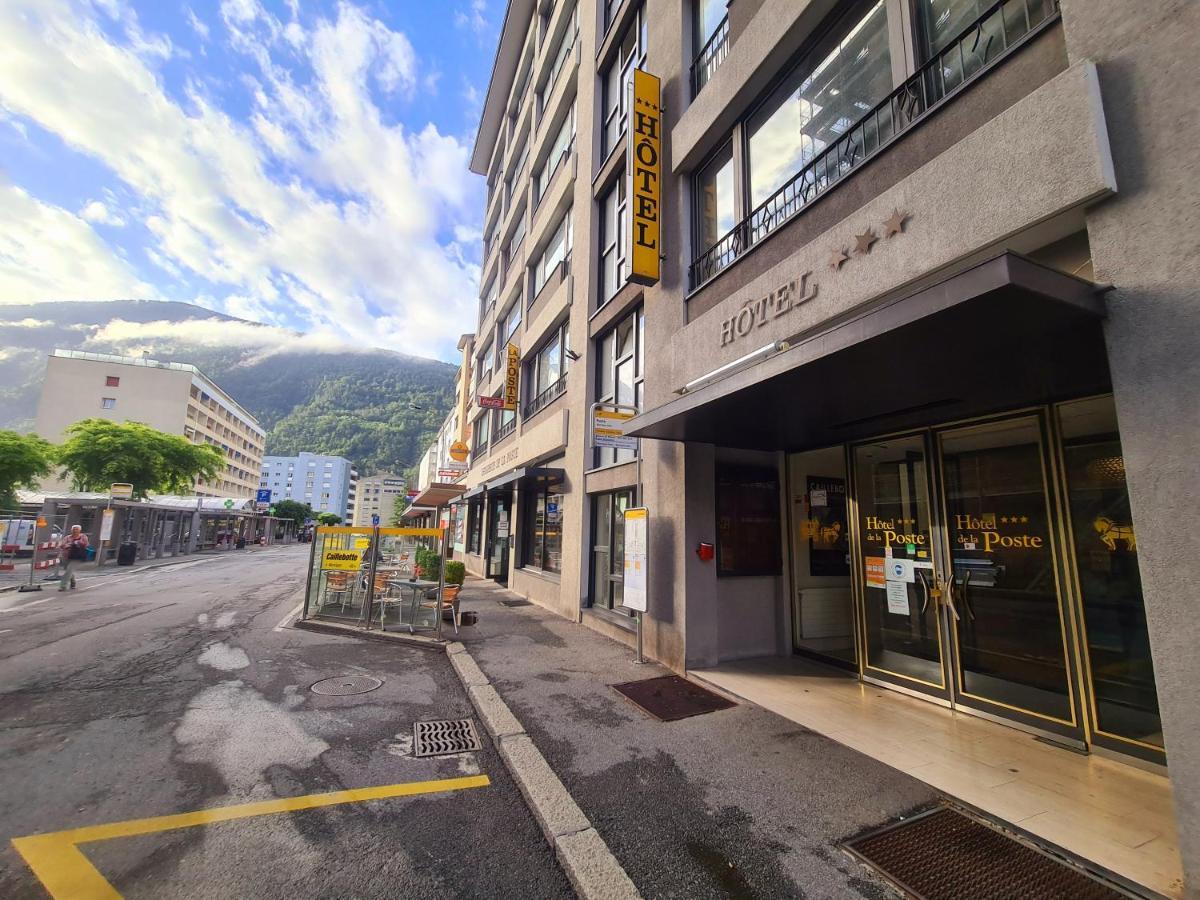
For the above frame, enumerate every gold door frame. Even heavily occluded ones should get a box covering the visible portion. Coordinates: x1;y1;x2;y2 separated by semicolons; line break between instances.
931;408;1086;742
847;428;954;698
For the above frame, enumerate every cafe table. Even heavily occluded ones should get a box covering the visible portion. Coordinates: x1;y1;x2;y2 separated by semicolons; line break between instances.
384;577;441;633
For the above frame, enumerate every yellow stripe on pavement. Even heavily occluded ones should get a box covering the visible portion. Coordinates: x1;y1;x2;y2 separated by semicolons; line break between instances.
12;775;490;899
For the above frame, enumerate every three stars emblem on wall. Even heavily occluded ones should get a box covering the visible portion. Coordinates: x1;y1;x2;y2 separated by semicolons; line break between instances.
829;208;910;271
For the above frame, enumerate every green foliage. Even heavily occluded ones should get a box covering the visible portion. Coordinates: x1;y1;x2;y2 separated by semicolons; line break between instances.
272;499;313;527
388;494;411;526
316;512;342;525
444;560;466;585
56;419;224;498
415;546;441;578
0;430;55;510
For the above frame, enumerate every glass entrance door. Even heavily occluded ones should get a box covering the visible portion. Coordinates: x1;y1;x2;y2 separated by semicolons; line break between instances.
852;434;951;698
851;415;1086;742
937;414;1084;740
486;493;511;585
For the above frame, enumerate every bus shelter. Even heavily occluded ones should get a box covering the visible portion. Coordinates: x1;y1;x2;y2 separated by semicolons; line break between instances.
301;526;451;638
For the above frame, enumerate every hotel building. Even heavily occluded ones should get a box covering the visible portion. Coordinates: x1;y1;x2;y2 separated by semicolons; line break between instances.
461;1;1200;892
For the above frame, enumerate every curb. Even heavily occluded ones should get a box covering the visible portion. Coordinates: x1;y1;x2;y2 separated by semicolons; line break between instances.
292;618;446;651
444;640;641;900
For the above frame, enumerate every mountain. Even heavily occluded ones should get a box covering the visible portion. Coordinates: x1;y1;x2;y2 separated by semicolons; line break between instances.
0;300;457;475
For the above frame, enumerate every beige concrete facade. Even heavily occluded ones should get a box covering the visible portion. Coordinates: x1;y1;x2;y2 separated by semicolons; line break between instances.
468;2;1196;891
34;349;264;498
352;473;408;526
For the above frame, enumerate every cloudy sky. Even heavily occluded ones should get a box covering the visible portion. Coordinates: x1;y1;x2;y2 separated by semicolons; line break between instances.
0;0;500;362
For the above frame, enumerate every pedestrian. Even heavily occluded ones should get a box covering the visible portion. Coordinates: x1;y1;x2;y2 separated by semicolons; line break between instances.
58;525;89;592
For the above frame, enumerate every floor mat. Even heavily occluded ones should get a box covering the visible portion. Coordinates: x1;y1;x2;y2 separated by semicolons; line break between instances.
611;675;735;722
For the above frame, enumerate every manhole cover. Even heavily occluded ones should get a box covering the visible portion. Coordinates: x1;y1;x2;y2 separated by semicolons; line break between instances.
413;719;482;757
844;806;1133;899
612;675;735;721
310;675;383;696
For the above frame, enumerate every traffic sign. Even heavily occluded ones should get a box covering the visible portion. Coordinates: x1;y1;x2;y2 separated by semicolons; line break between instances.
371;514;380;526
111;483;134;500
256;489;272;504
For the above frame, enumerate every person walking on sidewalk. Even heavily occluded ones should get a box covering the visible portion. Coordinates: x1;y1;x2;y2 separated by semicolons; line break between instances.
58;525;89;591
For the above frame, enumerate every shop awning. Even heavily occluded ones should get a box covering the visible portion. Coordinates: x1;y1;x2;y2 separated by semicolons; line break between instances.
401;505;436;519
461;484;486;500
627;252;1109;452
410;482;466;508
485;467;565;492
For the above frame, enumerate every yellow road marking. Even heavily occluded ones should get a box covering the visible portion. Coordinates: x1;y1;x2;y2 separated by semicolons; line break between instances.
12;774;490;900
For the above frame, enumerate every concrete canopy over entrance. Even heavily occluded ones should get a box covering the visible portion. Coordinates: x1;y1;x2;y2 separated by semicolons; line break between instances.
627;253;1108;451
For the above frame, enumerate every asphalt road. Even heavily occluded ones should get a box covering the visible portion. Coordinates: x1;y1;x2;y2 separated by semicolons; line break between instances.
0;546;570;899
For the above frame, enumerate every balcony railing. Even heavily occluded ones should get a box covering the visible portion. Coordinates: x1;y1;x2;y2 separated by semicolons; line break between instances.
494;417;517;442
689;0;1058;290
691;16;729;97
524;376;567;419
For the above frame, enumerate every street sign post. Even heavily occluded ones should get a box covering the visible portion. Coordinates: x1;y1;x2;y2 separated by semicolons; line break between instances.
371;514;380;526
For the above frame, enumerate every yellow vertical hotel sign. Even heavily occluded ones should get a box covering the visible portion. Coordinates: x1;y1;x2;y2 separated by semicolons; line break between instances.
628;69;662;286
503;343;520;410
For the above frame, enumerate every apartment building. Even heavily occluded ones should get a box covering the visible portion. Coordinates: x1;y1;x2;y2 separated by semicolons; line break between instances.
259;453;357;521
464;0;1200;893
34;349;265;497
352;474;408;526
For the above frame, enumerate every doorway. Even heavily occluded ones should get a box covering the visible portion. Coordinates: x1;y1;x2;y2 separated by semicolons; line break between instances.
851;411;1086;746
486;491;511;586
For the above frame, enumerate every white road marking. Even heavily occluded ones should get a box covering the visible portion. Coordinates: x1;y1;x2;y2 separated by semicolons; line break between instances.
273;602;304;632
0;629;11;634
0;596;55;614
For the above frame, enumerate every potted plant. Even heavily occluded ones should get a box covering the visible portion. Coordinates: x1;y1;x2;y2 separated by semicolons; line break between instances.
444;560;466;586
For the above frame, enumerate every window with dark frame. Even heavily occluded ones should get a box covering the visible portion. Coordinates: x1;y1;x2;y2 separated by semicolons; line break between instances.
600;6;647;156
101;397;116;409
467;498;483;554
589;488;635;612
526;321;569;415
522;481;565;573
594;306;644;468
598;176;628;305
715;463;782;577
105;375;120;387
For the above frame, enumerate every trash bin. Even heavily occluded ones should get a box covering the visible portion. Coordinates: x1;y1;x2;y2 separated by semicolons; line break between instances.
117;541;137;566
85;546;96;562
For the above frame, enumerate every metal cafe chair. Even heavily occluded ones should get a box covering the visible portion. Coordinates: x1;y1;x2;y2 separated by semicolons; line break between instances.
417;584;462;634
323;571;354;613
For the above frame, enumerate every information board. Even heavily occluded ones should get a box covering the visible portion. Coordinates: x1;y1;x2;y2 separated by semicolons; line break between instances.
623;507;648;613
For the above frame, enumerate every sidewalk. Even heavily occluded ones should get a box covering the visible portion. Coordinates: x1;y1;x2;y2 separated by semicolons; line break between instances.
452;578;935;899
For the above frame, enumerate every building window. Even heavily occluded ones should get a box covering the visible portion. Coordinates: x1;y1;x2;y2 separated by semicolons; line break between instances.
598;177;628;305
747;0;893;214
101;397;116;409
500;299;522;348
532;210;572;297
522;481;565;572
527;321;569;415
694;141;736;261
543;5;578;98
472;410;491;458
478;339;494;383
715;463;782;577
534;103;576;205
594;307;644;467
590;489;635;612
506;138;529;204
601;6;647;156
506;211;527;266
105;375;120;387
468;498;484;554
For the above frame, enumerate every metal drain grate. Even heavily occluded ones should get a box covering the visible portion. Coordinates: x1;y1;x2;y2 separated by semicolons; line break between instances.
413;719;482;757
310;675;383;696
844;806;1133;900
499;598;531;607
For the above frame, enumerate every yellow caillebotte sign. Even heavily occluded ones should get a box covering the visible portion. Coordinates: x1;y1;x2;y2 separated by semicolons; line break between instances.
628;68;662;286
503;343;520;410
321;548;364;571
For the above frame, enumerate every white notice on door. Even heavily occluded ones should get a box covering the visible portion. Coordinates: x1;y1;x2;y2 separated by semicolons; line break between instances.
886;580;910;616
886;558;914;583
809;489;827;508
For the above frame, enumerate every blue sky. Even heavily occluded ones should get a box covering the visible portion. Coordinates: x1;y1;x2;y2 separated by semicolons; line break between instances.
0;0;500;361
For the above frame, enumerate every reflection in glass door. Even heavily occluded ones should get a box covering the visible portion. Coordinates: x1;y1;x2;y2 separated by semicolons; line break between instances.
487;493;511;585
853;435;948;693
938;415;1081;734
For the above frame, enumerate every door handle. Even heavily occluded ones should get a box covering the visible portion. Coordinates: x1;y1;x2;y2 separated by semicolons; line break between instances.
942;575;961;622
960;569;974;621
918;569;931;614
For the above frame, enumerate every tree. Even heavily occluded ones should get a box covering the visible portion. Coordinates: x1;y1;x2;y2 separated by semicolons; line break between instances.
0;431;55;510
56;419;225;498
316;512;342;525
389;494;412;526
272;499;313;528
